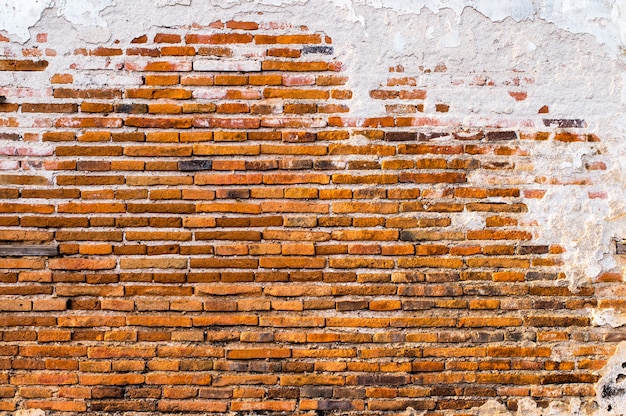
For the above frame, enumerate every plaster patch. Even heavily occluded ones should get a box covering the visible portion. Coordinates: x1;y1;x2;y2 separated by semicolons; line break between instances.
592;308;626;328
468;397;592;415
596;341;626;415
515;398;543;416
522;137;621;288
156;0;191;5
392;32;405;53
475;400;511;415
470;0;535;21
56;0;112;28
0;0;52;42
208;0;308;7
439;18;461;47
0;0;112;42
306;0;626;55
15;410;46;416
3;0;626;55
451;210;484;230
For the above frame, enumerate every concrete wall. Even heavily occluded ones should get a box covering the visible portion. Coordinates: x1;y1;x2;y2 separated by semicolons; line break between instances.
1;1;626;414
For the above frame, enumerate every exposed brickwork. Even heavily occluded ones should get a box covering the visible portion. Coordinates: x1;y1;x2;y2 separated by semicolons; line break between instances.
0;22;622;414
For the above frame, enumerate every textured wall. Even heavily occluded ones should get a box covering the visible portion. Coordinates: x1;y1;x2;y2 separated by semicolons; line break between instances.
0;1;626;415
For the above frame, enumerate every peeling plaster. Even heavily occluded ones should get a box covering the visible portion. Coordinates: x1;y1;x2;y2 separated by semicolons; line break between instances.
282;0;626;56
596;342;626;415
592;309;626;328
0;0;51;42
2;0;626;56
411;397;597;415
0;0;111;42
14;410;45;416
56;0;112;28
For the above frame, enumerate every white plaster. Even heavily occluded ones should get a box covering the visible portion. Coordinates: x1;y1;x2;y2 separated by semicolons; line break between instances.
193;60;261;72
470;0;535;21
55;0;112;28
0;0;52;42
2;0;626;55
595;342;626;415
314;0;626;56
0;0;112;42
592;308;626;328
156;0;191;5
469;397;591;416
15;410;46;416
475;400;511;415
529;187;608;287
392;32;405;53
209;0;308;8
438;18;461;48
451;211;484;230
516;398;543;416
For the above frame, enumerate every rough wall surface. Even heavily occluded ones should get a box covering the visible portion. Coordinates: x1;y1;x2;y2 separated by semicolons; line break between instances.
0;1;625;415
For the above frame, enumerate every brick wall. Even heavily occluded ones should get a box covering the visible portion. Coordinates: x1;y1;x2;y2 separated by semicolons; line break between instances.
0;20;623;414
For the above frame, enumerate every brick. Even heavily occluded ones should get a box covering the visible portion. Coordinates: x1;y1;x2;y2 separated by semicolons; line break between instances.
0;59;48;71
58;316;125;327
256;34;321;44
0;300;31;311
467;230;532;240
11;373;78;385
49;258;116;270
332;174;398;184
227;349;291;359
158;400;227;412
262;60;329;71
194;315;258;326
524;316;590;327
458;317;523;327
0;230;54;242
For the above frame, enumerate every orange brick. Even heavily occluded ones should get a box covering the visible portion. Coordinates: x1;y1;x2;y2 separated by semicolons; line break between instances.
226;349;291;359
48;258;116;270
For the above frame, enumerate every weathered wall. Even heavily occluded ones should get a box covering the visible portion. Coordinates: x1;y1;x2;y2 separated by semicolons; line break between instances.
0;1;625;414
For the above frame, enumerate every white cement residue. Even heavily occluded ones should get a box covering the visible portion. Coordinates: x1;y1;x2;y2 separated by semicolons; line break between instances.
592;309;626;328
0;0;111;42
595;342;626;415
56;0;112;28
15;410;46;416
0;0;52;41
333;0;626;56
1;0;626;57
